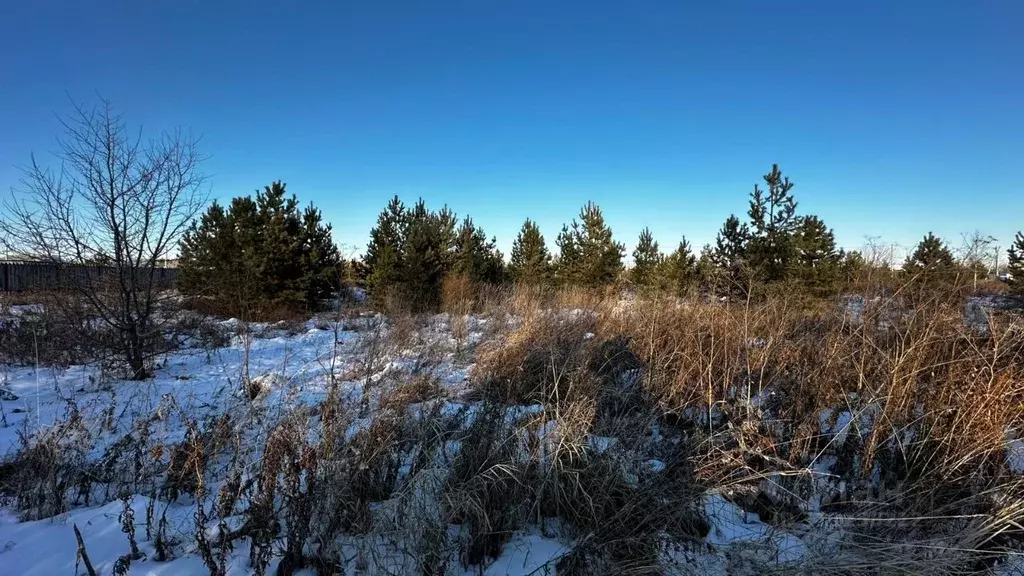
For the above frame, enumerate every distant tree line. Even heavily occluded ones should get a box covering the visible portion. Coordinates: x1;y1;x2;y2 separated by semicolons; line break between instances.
353;164;1024;307
13;97;1018;383
176;164;1024;317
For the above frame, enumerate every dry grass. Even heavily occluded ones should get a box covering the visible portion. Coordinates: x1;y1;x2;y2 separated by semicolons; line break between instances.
4;276;1023;574
461;279;1024;572
472;311;599;406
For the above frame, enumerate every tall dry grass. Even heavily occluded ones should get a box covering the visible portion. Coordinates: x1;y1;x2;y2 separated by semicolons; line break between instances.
464;274;1024;572
4;272;1022;574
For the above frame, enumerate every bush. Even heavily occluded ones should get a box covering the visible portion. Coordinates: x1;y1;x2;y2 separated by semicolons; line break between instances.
0;294;124;369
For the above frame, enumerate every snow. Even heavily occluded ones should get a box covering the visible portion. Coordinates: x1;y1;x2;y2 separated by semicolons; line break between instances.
2;305;1021;574
0;496;267;576
1007;434;1024;475
818;408;854;448
0;313;562;575
703;494;806;565
469;529;568;575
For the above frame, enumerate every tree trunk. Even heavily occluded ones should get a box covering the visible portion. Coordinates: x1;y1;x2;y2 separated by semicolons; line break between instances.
125;320;148;380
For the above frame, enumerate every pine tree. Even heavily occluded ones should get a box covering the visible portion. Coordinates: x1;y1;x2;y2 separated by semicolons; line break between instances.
556;202;624;287
631;227;662;289
903;232;956;283
747;164;799;282
364;196;407;305
658;237;697;296
1006;231;1024;294
480;239;505;285
178;181;339;314
713;215;749;270
792;215;840;293
840;250;866;282
179;201;231;296
256;182;304;304
402;199;449;311
554;224;580;286
508;219;552;285
363;197;497;310
299;204;342;308
452;216;505;284
696;244;722;295
435;205;459;274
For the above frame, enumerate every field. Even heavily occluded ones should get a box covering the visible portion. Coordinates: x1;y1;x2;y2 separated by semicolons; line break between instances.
1;287;1023;575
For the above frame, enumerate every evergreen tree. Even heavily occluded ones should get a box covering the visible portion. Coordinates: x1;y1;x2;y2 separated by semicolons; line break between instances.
713;215;749;270
631;227;662;289
178;201;231;297
508;219;552;285
1006;231;1024;294
256;182;304;303
364;196;406;305
747;164;799;282
696;244;722;294
348;259;370;287
481;239;505;285
658;237;697;296
178;181;339;314
452;216;505;284
402;199;449;311
792;215;840;292
839;250;866;282
556;202;625;287
299;204;343;307
435;205;459;274
554;223;580;286
903;232;956;282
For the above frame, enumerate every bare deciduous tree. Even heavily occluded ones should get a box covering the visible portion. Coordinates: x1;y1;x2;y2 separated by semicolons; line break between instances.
959;230;997;291
0;97;206;379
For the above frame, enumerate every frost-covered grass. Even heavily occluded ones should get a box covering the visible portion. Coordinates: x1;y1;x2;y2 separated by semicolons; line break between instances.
1;288;1023;575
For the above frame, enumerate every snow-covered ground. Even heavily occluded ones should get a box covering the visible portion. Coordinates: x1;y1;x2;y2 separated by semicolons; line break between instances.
0;309;1021;574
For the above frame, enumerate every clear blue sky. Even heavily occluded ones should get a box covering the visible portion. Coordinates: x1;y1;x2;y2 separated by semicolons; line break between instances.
2;1;1022;261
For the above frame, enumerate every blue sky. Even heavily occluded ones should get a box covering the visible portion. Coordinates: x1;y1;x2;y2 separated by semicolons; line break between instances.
2;1;1022;261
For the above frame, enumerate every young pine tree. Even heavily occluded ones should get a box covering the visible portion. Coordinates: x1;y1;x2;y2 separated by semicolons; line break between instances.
631;227;662;290
435;205;460;274
903;232;957;283
178;182;338;314
364;196;406;305
697;244;719;286
839;250;866;283
568;202;625;287
713;215;748;269
554;223;580;286
179;201;232;297
658;237;698;297
792;215;840;293
508;219;552;285
712;215;753;296
452;216;505;284
1006;231;1024;294
401;199;459;311
747;164;799;282
298;204;342;309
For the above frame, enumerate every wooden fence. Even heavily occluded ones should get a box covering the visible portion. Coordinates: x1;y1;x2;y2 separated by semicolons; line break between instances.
0;261;177;292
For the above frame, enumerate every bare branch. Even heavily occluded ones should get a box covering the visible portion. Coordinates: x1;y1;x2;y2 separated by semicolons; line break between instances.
0;97;207;379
